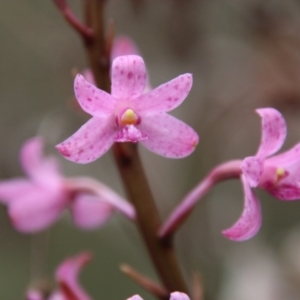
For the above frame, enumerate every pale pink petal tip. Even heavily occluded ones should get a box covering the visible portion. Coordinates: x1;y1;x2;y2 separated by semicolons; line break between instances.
222;175;262;241
170;292;190;300
255;107;287;158
26;290;44;300
20;136;43;177
71;194;114;229
240;156;264;188
56;252;92;300
111;35;141;60
126;295;144;300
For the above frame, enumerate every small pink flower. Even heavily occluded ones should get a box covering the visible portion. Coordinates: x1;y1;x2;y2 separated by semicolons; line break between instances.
0;137;131;232
27;252;92;300
56;55;198;163
127;292;190;300
223;108;300;241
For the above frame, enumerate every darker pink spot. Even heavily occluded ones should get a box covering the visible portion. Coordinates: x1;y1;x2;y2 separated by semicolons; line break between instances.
58;146;70;157
127;72;133;79
87;98;92;102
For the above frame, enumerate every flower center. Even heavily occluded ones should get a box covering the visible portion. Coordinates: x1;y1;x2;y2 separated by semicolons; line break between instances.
119;108;141;126
275;167;288;183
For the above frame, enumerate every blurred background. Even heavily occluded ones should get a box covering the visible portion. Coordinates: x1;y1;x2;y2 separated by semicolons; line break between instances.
2;0;300;299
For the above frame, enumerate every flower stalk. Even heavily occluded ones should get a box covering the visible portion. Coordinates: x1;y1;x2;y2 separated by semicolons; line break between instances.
159;160;242;241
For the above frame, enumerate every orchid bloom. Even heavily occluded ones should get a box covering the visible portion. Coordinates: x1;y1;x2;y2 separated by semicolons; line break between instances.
27;252;91;300
0;137;131;232
127;292;190;300
56;55;198;163
223;107;300;241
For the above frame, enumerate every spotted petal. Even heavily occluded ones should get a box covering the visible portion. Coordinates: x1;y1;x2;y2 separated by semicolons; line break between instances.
256;108;287;158
111;55;147;100
240;156;264;188
74;74;116;117
71;194;114;229
56;253;92;300
222;175;262;241
56;116;116;164
134;74;192;113
139;113;198;158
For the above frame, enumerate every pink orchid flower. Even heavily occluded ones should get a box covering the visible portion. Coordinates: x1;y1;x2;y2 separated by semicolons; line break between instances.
56;55;198;163
27;252;91;300
0;137;133;232
223;107;300;241
127;292;190;300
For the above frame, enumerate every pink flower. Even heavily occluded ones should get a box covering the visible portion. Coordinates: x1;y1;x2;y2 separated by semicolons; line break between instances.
223;108;300;241
0;137;133;232
127;292;190;300
57;55;198;163
27;252;92;300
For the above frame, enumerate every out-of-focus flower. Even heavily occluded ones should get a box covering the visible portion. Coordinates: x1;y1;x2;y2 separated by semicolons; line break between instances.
57;55;198;163
27;252;92;300
127;292;190;300
0;137;133;232
223;108;300;241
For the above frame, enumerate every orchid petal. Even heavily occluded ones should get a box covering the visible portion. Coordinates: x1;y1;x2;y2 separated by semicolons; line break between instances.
111;35;141;60
261;142;300;200
240;156;264;188
20;137;62;189
222;175;262;241
26;290;44;300
111;55;147;100
56;253;92;300
71;194;114;229
126;296;144;300
139;113;198;158
56;116;116;164
170;292;190;300
256;108;287;158
0;179;33;203
134;74;192;113
9;188;67;232
74;74;116;117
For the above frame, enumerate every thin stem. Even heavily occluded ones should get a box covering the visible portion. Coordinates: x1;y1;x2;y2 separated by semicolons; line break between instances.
159;160;242;241
120;264;169;299
53;0;93;42
64;177;135;220
113;143;188;294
